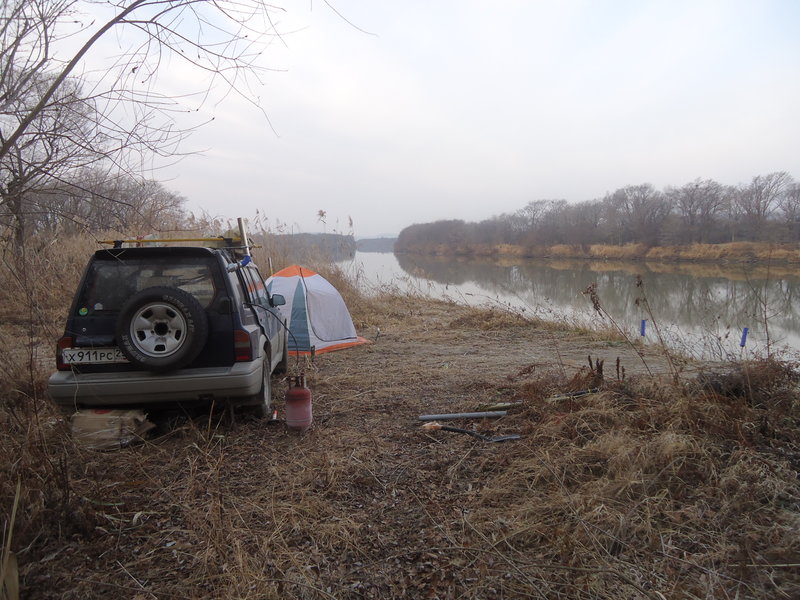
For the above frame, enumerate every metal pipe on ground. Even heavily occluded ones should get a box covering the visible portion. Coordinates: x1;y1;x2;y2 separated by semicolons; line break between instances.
418;411;507;421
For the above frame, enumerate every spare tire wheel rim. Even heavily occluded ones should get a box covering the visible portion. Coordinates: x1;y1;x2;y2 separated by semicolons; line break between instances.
129;301;189;358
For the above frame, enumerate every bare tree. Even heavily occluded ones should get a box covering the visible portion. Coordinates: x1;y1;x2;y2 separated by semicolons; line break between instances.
1;0;285;245
735;171;792;240
667;178;727;244
105;176;187;232
0;0;75;114
514;199;567;245
2;0;284;160
10;168;187;236
0;72;109;245
778;181;800;241
606;184;670;246
561;200;605;247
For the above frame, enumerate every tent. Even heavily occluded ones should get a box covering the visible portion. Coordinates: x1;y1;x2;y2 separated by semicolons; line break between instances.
265;265;368;355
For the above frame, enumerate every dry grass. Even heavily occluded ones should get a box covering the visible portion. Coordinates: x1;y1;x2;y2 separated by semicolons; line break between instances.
2;233;800;599
475;364;800;598
402;241;800;265
8;328;799;599
646;242;800;264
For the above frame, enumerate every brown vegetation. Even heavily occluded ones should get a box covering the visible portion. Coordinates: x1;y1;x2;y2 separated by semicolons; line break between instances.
2;237;800;599
398;240;800;265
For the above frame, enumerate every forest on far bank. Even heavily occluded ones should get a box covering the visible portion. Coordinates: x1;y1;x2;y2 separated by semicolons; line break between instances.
396;172;800;257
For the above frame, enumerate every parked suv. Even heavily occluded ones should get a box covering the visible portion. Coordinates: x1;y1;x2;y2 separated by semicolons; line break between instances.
47;242;288;417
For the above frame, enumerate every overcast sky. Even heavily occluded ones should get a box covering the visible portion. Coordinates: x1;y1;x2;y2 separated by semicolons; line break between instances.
159;0;799;238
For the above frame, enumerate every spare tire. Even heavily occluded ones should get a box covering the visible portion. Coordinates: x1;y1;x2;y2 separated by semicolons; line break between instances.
116;286;208;372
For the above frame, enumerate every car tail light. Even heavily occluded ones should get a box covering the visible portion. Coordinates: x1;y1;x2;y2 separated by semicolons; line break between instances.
56;336;73;371
233;330;254;362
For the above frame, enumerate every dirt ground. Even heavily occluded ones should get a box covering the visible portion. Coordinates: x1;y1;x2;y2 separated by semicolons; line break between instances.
13;297;799;599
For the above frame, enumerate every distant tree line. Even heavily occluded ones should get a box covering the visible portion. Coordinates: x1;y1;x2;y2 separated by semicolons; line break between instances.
396;172;800;252
0;168;190;241
357;238;396;253
260;232;356;262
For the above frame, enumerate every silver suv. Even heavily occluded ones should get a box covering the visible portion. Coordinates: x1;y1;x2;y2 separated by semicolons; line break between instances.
47;243;287;417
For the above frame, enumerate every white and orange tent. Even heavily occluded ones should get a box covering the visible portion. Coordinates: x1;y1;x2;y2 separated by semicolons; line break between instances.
265;265;368;355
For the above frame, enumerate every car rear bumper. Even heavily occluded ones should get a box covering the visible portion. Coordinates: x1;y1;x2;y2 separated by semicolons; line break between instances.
47;361;263;409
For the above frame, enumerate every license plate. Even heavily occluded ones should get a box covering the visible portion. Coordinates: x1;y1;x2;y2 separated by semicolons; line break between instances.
62;347;129;365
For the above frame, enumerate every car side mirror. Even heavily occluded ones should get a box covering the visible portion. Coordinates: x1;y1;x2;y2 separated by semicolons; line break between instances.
270;294;285;307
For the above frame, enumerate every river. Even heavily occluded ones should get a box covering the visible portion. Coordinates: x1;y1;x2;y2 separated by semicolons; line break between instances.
338;251;800;360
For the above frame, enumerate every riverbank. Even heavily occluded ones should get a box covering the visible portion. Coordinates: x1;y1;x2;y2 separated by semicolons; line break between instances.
396;241;800;264
4;290;799;599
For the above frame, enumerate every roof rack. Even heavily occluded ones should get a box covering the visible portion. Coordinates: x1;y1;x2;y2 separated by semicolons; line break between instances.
99;237;243;248
100;219;260;254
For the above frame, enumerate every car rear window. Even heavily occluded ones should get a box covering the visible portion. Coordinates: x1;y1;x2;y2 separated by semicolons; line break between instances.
77;256;217;315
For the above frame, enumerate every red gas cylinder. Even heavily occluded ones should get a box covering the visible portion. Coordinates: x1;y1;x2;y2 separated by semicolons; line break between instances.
285;374;313;432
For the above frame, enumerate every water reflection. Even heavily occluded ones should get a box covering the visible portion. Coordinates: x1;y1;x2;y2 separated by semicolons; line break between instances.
351;252;800;359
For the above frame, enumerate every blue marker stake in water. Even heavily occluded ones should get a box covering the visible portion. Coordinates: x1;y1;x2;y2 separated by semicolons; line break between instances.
640;319;647;337
740;327;749;347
